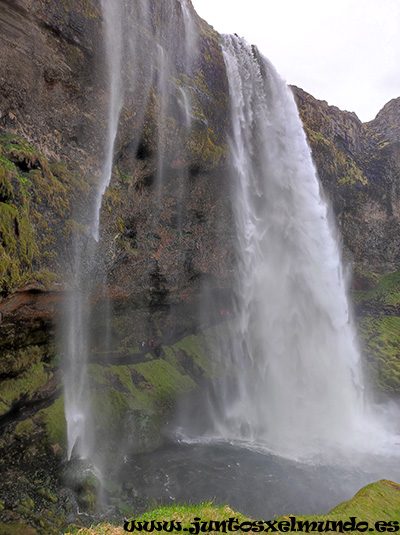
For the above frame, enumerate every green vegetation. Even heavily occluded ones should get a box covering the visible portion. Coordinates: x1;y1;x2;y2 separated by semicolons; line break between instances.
358;316;400;392
87;336;210;451
0;132;89;294
0;521;39;534
0;359;51;416
351;270;400;393
303;125;367;188
35;394;67;447
352;270;400;307
65;479;400;535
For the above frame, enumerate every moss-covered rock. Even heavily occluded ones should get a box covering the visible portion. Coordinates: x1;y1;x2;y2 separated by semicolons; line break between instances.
293;87;400;274
0;521;39;535
35;395;67;448
350;270;400;394
0;132;90;294
84;323;228;457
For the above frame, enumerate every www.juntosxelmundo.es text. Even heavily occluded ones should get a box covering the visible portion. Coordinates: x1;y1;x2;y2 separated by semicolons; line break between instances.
123;517;400;533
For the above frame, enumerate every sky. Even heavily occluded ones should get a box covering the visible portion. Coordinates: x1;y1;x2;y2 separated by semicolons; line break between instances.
190;0;400;123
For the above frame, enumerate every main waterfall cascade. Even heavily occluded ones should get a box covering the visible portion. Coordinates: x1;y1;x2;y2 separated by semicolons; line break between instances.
201;35;391;459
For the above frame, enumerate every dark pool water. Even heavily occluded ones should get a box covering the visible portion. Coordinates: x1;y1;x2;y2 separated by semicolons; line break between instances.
118;438;400;519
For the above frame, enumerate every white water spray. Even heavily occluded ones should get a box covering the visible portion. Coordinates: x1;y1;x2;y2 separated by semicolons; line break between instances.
64;0;200;461
64;0;124;460
91;0;124;242
63;253;94;461
212;35;387;459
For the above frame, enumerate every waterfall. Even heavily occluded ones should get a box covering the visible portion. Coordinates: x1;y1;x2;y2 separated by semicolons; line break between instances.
63;0;385;467
63;0;199;462
91;0;124;242
63;243;94;460
63;0;124;460
210;35;379;459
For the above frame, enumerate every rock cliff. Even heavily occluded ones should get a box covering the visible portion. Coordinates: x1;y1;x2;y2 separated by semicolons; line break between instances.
292;87;400;274
0;1;233;531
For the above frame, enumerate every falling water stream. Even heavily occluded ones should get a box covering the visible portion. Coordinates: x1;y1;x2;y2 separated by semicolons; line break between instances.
208;35;377;458
158;32;400;515
63;0;124;462
62;0;400;518
63;0;200;461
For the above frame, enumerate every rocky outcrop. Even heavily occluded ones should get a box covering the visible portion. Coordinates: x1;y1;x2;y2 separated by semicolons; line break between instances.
292;87;400;275
0;0;105;166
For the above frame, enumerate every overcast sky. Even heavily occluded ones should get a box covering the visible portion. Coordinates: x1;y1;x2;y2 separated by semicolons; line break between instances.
190;0;400;123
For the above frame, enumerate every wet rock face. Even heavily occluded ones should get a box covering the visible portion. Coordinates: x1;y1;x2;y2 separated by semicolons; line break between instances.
0;0;233;340
0;0;233;303
0;0;105;168
90;0;234;334
292;89;400;397
0;2;234;496
292;87;400;273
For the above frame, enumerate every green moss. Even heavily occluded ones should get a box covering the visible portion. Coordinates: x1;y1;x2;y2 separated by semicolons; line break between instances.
58;0;101;19
0;521;39;534
0;200;40;292
89;363;152;435
29;168;70;217
91;386;135;431
84;325;235;453
0;131;91;294
0;158;14;201
188;118;227;169
0;361;51;416
165;332;210;378
135;358;195;390
358;316;400;392
14;419;34;438
352;270;400;307
89;358;196;422
35;395;67;447
276;480;400;535
67;480;400;535
348;269;400;393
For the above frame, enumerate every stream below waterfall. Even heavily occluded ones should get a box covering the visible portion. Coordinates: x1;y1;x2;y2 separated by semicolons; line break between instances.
119;438;400;518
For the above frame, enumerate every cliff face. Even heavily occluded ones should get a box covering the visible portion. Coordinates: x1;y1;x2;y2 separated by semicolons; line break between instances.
0;0;233;357
0;0;105;163
292;87;400;275
0;0;233;332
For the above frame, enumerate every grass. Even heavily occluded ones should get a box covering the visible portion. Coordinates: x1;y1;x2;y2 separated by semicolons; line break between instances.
65;503;252;535
65;480;400;535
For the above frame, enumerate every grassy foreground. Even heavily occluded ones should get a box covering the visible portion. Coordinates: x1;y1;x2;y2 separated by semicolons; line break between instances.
66;479;400;535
